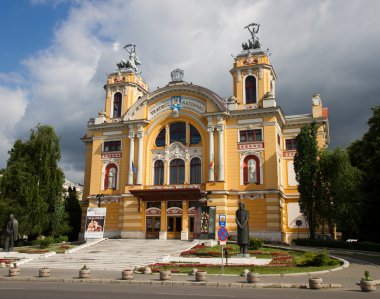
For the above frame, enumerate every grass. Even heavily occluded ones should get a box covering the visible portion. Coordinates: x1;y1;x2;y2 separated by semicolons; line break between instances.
149;264;340;275
150;243;342;275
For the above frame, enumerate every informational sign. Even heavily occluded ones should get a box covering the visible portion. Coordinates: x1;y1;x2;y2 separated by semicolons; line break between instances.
217;226;229;242
84;208;106;239
219;214;226;227
219;240;227;246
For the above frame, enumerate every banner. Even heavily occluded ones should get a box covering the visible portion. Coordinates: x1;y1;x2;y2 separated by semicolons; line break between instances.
84;208;106;239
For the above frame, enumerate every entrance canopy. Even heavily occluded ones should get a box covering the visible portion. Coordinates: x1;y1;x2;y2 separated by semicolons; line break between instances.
129;186;203;201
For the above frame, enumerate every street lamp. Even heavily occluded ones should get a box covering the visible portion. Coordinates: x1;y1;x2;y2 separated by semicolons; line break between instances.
96;194;104;208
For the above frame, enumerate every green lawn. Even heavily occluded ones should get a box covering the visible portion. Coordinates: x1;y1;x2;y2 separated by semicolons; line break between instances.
149;243;342;275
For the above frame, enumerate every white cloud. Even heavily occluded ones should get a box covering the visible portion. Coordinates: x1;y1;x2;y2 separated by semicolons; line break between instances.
3;0;380;183
0;86;28;167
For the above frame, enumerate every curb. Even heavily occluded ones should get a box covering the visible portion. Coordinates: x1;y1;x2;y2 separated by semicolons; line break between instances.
0;276;342;289
65;238;107;254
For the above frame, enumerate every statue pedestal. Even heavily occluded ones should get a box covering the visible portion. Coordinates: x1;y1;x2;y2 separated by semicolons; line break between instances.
235;253;250;258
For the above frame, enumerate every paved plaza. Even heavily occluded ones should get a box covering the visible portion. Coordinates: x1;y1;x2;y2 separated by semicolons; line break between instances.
0;240;379;291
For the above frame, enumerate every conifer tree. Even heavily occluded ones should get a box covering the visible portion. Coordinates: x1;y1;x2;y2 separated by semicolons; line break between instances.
65;187;82;241
293;122;320;239
0;125;69;238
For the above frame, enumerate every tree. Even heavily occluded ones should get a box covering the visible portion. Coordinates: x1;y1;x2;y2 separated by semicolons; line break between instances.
348;106;380;242
293;122;320;239
0;125;69;238
318;148;363;239
65;187;82;241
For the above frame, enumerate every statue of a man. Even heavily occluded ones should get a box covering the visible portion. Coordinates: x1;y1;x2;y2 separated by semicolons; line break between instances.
248;159;256;183
235;202;249;254
3;214;18;252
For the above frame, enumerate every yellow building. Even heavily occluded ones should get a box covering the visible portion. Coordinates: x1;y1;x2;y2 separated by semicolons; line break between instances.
81;27;329;243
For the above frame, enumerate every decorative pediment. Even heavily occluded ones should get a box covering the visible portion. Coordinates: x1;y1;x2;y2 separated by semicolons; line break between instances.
152;142;202;162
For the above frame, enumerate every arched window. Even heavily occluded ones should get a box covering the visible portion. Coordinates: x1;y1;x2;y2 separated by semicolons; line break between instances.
154;160;164;185
243;155;260;184
190;125;201;145
170;122;186;144
170;159;185;184
245;76;257;104
113;92;122;118
155;128;166;147
190;158;201;184
104;163;118;189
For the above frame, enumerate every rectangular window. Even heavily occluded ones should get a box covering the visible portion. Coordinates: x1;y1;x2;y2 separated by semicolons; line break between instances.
239;129;262;142
285;138;297;150
103;140;121;152
277;134;281;146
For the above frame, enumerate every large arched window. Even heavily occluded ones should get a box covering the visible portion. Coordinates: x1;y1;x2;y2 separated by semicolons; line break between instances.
104;163;118;189
245;76;257;104
243;155;260;184
170;159;185;184
190;125;201;145
190;158;201;184
113;92;122;118
155;128;166;147
154;160;164;185
170;122;186;144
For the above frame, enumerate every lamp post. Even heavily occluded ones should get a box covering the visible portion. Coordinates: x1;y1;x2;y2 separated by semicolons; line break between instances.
96;194;104;208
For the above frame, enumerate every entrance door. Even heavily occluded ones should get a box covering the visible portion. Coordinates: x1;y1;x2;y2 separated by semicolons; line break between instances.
167;216;182;239
146;216;160;239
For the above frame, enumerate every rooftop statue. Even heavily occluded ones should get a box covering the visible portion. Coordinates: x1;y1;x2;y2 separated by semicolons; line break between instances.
117;44;141;74
242;23;262;50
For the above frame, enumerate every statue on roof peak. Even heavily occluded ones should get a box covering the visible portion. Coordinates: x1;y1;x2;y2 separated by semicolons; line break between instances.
242;23;262;50
117;44;141;74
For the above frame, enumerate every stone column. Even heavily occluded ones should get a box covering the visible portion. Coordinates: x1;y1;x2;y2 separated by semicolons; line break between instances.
217;126;225;181
208;126;215;182
160;201;167;240
181;201;189;240
136;126;144;185
128;126;135;185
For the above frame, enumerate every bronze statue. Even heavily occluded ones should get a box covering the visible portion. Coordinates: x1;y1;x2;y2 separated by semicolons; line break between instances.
3;214;18;251
117;44;141;74
242;22;262;50
235;202;249;254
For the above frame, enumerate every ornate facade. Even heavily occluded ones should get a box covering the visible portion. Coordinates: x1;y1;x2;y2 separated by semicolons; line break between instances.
82;27;329;243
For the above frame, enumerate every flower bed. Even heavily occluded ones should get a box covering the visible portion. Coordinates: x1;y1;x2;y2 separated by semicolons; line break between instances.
17;249;50;254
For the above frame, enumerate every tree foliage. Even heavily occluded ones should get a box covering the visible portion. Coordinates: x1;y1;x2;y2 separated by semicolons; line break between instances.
65;187;82;241
348;106;380;242
293;122;320;239
318;148;362;239
0;125;69;238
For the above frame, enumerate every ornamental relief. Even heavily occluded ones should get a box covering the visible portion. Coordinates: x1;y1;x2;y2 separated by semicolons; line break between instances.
152;142;202;162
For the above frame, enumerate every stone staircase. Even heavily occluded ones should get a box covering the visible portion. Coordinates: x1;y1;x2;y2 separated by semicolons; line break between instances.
21;239;198;271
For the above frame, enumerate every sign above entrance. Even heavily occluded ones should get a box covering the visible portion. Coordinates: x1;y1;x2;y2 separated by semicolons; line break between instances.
148;97;206;120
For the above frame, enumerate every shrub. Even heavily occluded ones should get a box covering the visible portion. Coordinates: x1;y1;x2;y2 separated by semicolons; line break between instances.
295;251;340;267
249;238;263;250
37;236;54;248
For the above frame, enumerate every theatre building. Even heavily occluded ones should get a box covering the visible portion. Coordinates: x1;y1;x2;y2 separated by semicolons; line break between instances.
81;27;329;243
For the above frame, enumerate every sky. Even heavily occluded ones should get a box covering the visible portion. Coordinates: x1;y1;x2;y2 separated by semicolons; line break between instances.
0;0;379;184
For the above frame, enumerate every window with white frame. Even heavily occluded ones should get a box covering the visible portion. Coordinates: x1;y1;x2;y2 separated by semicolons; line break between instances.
239;129;262;142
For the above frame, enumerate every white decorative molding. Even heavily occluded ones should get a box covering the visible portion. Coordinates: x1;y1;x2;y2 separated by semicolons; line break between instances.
146;207;161;216
103;131;122;136
152;142;202;162
167;207;183;216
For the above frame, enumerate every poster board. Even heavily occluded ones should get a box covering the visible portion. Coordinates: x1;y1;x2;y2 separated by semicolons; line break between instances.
84;208;106;239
